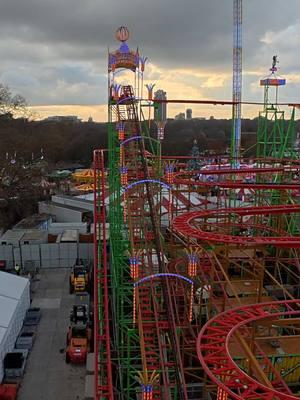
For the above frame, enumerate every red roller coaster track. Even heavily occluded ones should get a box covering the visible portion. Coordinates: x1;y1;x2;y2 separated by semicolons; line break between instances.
93;150;114;399
197;300;300;400
171;168;300;191
172;204;300;247
152;98;300;107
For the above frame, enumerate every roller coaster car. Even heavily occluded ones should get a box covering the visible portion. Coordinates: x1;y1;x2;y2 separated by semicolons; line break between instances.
69;260;90;294
65;325;92;364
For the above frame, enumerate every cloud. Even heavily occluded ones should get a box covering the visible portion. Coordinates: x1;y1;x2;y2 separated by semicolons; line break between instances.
29;104;107;122
202;76;228;89
0;0;300;119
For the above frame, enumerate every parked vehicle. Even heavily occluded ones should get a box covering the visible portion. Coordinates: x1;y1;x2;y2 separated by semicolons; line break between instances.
23;308;41;326
70;292;91;326
0;383;18;400
69;259;90;294
15;330;36;351
4;350;28;381
65;325;92;364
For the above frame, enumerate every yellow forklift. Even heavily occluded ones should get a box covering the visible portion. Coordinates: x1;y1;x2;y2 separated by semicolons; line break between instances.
69;259;90;294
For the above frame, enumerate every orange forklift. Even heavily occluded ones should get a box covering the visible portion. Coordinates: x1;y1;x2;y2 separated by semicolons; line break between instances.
65;325;92;364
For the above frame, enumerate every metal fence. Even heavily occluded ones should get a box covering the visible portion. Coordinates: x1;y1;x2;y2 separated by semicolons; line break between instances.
0;243;94;270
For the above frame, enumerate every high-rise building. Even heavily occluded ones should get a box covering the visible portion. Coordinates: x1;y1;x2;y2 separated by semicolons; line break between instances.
186;108;192;119
154;90;167;121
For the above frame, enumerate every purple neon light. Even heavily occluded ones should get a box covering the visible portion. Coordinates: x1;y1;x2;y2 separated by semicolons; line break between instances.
165;164;175;173
119;42;130;54
109;55;116;65
112;83;122;95
145;83;155;90
116;121;125;130
129;256;140;265
120;135;142;146
139;56;148;71
124;179;171;192
187;254;198;263
141;384;153;393
140;56;148;64
134;273;194;287
117;96;136;105
120;135;155;146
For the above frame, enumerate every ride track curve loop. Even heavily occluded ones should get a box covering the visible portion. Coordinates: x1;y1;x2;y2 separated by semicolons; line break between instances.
170;167;300;191
172;204;300;247
196;300;300;400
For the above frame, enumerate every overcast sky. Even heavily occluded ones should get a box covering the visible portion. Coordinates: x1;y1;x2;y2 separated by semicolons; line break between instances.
1;0;300;120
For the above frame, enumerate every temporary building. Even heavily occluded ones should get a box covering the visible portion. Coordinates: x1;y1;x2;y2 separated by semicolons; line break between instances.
0;272;30;382
0;230;25;247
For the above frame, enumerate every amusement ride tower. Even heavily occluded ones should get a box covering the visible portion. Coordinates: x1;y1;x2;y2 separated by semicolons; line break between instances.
257;56;297;161
93;26;300;400
231;0;242;165
96;27;188;399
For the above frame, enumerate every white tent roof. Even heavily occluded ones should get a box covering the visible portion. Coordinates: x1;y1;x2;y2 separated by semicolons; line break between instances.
0;271;29;300
0;327;6;343
0;272;30;383
0;272;29;329
0;296;18;328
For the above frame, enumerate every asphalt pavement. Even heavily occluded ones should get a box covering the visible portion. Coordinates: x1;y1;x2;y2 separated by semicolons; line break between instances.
18;268;86;400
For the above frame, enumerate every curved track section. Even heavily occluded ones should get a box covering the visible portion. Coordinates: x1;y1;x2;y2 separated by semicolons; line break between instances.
171;168;300;190
197;300;300;400
173;204;300;247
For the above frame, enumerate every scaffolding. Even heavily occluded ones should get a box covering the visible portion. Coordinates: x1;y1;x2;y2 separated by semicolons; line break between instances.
93;27;300;400
257;57;297;161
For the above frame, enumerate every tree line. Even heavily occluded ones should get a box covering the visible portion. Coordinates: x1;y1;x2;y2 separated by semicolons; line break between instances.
0;116;264;165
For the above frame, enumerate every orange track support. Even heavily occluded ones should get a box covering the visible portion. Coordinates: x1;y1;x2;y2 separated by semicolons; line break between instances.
197;300;300;400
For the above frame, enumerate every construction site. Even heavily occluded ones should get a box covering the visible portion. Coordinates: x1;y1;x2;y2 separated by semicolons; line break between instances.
92;7;300;400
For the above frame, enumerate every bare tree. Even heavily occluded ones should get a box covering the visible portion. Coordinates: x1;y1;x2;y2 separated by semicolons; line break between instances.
0;84;27;118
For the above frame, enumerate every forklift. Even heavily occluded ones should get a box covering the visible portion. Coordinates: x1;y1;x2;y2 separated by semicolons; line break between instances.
65;325;92;364
70;292;92;326
66;292;93;364
69;259;90;294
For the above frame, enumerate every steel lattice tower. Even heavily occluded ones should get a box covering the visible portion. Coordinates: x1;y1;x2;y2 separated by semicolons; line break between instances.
231;0;242;164
257;57;297;162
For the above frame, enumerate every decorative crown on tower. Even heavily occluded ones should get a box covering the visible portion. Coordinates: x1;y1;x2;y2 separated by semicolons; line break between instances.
109;26;140;72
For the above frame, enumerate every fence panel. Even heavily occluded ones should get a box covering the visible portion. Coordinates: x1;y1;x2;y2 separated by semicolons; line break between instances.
21;245;41;268
13;247;21;268
59;243;77;267
78;243;94;262
0;245;14;269
41;244;60;268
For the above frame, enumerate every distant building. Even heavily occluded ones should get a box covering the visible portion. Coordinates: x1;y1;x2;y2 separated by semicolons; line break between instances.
88;116;94;123
43;115;82;123
209;116;215;120
175;113;185;120
186;108;192;119
154;90;167;121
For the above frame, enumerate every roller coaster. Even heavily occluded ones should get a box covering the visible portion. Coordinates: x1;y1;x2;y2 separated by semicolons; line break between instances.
93;28;300;399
